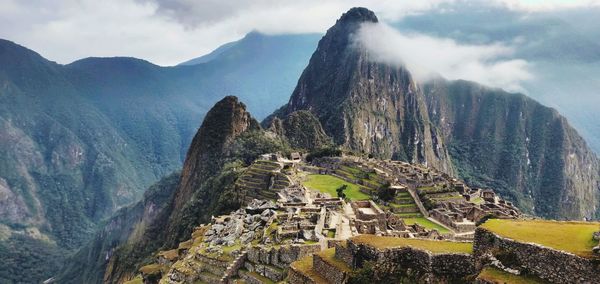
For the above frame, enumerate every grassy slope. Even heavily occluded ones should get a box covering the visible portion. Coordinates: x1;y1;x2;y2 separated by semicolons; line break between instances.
481;219;600;258
477;267;547;284
403;217;450;234
302;174;370;200
351;235;473;254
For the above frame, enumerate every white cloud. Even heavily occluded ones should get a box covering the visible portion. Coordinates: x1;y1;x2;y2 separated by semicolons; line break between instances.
355;23;533;92
0;0;597;66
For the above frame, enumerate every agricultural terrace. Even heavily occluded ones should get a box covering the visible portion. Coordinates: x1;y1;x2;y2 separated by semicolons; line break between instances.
481;219;600;258
402;216;450;234
351;235;473;254
477;267;546;284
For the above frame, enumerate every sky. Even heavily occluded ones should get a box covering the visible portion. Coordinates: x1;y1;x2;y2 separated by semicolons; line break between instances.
1;0;599;67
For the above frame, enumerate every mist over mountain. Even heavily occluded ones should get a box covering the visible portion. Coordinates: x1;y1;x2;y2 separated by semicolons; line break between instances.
270;7;599;220
391;2;600;154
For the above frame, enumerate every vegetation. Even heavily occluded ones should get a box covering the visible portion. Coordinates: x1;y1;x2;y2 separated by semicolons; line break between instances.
348;261;376;284
306;147;342;162
477;267;547;284
290;255;328;284
317;248;352;272
402;217;450;234
351;235;473;254
336;185;348;199
377;182;394;201
0;234;65;284
481;219;600;258
303;175;370;200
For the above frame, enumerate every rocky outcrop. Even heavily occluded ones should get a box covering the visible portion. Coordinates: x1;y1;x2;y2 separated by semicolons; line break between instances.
274;7;454;173
173;96;259;213
423;79;600;219
268;110;332;150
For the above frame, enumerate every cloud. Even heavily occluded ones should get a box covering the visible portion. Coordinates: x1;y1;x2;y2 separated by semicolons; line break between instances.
355;23;533;92
0;0;597;66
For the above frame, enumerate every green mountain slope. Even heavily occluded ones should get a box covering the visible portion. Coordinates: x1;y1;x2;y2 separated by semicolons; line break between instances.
423;79;600;218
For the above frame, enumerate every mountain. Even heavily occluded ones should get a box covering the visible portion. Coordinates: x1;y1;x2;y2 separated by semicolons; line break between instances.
269;7;599;219
423;79;600;218
54;7;600;283
0;33;318;283
56;96;288;283
392;2;600;154
271;8;453;173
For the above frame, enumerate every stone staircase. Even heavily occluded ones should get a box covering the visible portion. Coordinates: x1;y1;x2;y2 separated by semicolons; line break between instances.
220;250;248;283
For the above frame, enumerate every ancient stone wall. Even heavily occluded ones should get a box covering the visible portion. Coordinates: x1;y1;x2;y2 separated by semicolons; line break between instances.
245;244;321;281
474;228;600;283
313;254;349;284
334;243;354;267
287;266;315;284
347;239;474;280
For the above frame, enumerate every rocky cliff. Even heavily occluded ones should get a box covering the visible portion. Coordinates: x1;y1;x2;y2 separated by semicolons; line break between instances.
276;8;453;173
423;79;600;219
267;110;332;150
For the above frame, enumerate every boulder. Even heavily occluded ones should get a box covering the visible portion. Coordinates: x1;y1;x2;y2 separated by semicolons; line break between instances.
593;245;600;255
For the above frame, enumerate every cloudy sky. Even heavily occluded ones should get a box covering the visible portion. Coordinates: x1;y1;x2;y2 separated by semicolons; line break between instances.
1;0;598;66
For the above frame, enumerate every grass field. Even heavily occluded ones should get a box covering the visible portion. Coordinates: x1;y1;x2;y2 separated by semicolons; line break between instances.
303;174;370;200
351;235;473;254
477;267;546;284
403;217;451;234
481;219;600;258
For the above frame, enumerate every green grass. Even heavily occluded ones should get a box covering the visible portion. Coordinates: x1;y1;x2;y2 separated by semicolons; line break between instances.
326;230;336;238
481;219;600;258
477;267;547;284
351;235;472;254
317;248;352;272
303;174;370;200
290;256;328;284
402;217;450;234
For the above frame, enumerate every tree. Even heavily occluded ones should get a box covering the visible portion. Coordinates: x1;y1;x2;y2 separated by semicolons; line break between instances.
336;184;348;199
377;182;395;202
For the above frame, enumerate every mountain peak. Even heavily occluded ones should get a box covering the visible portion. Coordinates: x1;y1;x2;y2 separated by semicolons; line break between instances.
337;7;378;24
173;95;259;212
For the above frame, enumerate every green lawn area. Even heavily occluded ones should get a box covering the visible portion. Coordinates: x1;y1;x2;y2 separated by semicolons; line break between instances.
303;174;370;200
351;235;472;254
403;217;450;234
481;219;600;258
477;267;546;284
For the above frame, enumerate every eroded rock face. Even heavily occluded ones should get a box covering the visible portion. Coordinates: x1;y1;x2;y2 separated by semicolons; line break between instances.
423;79;600;219
268;111;332;150
277;7;453;173
174;96;260;213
